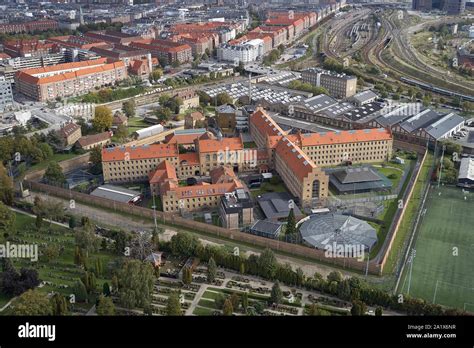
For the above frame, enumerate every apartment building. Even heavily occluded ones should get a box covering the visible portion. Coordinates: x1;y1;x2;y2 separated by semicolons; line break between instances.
0;76;14;112
15;58;127;101
130;39;192;65
84;31;142;46
3;40;60;58
301;68;357;99
102;144;179;183
0;20;58;35
217;39;264;64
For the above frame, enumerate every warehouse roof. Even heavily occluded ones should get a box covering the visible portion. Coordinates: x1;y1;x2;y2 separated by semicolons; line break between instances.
90;184;142;204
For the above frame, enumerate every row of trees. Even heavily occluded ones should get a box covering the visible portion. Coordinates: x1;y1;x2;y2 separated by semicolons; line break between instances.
162;232;467;316
288;80;328;96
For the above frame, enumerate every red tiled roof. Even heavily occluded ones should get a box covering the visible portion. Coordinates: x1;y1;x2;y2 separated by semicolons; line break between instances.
275;137;316;181
178;152;200;166
250;108;286;138
197;137;243;153
148;160;177;184
297;128;392;147
102;144;178;162
210;165;236;184
77;131;111;148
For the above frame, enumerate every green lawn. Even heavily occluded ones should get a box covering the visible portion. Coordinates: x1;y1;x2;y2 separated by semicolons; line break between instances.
193;306;215;316
27;153;79;172
127;117;149;135
197;299;218;309
399;186;474;310
250;182;287;198
3;212;122;313
383;153;434;275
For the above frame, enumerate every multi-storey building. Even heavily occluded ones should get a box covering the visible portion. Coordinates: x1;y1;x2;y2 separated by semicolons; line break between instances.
219;188;254;229
149;161;244;213
445;0;466;14
3;40;60;58
301;68;357;99
249;108;393;207
0;76;14;112
274;136;328;207
57;122;82;147
130;39;192;65
0;20;58;35
217;39;264;64
15;58;127;101
102;144;179;183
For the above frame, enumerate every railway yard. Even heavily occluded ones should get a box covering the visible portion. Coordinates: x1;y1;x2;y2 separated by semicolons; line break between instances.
319;6;474;103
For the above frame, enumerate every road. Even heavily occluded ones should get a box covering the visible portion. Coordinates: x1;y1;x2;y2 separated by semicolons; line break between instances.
23;192;377;281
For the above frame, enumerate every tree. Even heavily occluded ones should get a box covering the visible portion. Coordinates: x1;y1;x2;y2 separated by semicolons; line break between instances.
207;257;217;283
43;244;60;262
351;300;367;316
12;290;52;315
32;199;64;228
114;124;128;143
155;107;172;123
182;266;192;285
0;163;14;205
0;267;39;296
257;248;277;279
166;293;182;316
69;215;76;230
0;201;15;237
103;282;111;296
96;295;115;315
242;292;248;313
44;162;66;185
285;208;296;235
92;106;113;132
75;222;100;255
90;145;102;166
51;293;68;315
214;92;233;106
270;280;283;305
122;100;136;118
222;298;233;316
118;260;155;309
375;306;383;316
149;68;163;82
327;271;343;283
170;232;199;257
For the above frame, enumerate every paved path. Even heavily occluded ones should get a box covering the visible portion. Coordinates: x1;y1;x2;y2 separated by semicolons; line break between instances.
22;192;383;282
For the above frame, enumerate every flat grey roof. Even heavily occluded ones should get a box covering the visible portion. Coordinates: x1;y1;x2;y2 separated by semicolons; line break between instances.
351;89;378;103
256;192;303;220
343;102;384;122
400;109;443;133
425;112;465;140
324;166;392;193
271;114;336;133
458;157;474;182
90;184;142;203
249;220;282;238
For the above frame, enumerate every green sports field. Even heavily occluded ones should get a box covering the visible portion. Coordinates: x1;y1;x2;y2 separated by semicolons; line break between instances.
399;185;474;311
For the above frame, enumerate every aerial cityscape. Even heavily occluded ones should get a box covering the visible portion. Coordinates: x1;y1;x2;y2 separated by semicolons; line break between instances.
0;0;472;343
